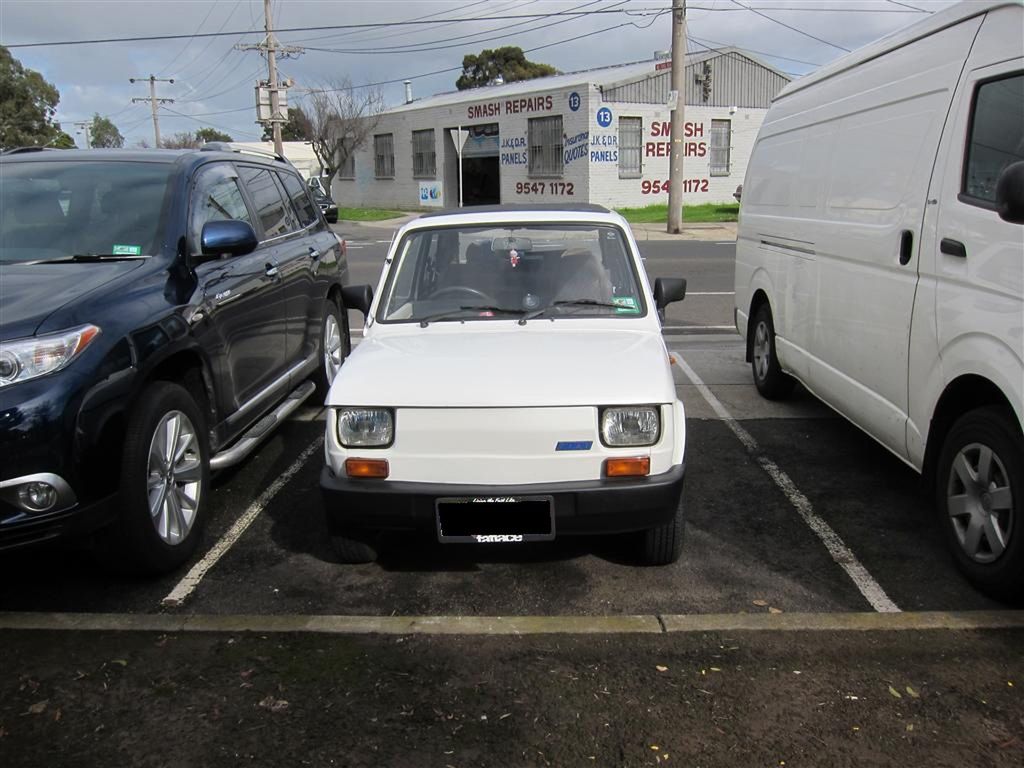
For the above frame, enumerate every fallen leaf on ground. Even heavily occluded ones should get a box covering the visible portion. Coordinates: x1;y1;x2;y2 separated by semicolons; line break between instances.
26;701;48;715
710;667;722;672
888;686;902;699
109;659;128;667
906;686;920;698
768;607;783;614
656;665;669;672
752;599;768;607
258;695;289;712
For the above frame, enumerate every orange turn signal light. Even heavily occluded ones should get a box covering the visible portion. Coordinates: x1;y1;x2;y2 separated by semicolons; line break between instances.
605;457;651;478
345;458;389;479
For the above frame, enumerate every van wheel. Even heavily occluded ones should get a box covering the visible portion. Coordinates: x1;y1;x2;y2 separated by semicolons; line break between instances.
315;298;349;398
331;533;377;564
751;303;795;400
99;382;210;574
640;501;685;566
936;407;1023;602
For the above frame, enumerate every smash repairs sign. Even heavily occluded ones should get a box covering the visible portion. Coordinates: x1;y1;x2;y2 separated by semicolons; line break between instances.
467;95;554;120
645;121;707;158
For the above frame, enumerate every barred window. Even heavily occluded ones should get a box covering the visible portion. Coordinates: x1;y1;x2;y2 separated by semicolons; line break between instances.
412;129;436;178
618;117;642;179
374;133;394;178
339;141;355;179
528;115;563;177
709;119;731;176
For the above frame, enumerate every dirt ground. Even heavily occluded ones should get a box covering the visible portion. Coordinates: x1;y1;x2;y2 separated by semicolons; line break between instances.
1;628;1021;767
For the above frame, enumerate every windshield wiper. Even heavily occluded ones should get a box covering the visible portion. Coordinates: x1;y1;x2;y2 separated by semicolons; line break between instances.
419;305;526;327
32;253;149;264
518;299;623;324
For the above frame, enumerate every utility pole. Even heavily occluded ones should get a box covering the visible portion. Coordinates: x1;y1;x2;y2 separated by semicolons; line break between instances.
72;120;92;149
237;0;303;156
130;75;174;148
667;0;687;234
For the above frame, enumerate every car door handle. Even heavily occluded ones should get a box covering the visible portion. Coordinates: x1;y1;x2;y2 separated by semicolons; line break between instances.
309;247;321;260
899;230;913;266
940;238;967;259
264;263;280;279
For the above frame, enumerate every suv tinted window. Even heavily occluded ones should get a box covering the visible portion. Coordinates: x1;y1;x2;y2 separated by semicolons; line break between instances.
238;166;295;238
278;170;318;228
189;163;252;250
964;73;1024;204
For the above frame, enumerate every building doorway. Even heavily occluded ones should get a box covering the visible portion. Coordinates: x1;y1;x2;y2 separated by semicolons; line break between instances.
448;123;500;206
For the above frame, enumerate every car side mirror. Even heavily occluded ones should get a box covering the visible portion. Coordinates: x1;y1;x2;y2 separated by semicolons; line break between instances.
342;284;374;316
654;278;687;310
199;220;258;260
996;160;1024;225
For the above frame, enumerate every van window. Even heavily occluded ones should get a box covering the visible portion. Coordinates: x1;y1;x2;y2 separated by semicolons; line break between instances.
963;73;1024;204
238;166;295;238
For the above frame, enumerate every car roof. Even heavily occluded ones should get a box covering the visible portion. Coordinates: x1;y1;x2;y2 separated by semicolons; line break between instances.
419;203;612;219
409;204;628;230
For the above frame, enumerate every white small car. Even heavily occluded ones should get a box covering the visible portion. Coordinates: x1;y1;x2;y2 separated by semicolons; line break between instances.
324;204;688;565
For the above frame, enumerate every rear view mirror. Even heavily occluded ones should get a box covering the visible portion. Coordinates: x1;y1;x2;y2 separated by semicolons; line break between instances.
491;236;533;252
996;160;1024;224
654;278;687;310
200;220;258;258
342;284;374;316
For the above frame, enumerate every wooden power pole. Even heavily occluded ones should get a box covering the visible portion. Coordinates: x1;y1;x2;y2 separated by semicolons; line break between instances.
667;0;687;234
130;75;174;148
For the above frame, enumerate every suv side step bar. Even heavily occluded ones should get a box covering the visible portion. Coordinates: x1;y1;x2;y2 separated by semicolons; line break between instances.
210;380;318;471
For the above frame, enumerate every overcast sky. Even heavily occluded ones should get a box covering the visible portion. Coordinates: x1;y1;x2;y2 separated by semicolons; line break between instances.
1;0;959;147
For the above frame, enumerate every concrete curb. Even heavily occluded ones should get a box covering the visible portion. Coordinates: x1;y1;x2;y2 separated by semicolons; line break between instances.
2;611;1022;635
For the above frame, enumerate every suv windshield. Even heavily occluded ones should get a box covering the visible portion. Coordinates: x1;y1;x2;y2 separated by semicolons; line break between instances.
377;223;645;324
0;160;175;263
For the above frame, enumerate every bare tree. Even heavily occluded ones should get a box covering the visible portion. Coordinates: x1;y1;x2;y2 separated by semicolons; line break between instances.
302;77;385;192
161;131;201;149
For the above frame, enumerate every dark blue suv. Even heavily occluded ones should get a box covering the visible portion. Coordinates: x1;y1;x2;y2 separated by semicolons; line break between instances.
0;147;355;573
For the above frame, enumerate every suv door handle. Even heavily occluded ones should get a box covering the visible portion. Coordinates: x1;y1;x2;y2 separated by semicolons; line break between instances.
264;262;280;279
308;247;321;260
899;230;913;266
940;238;967;259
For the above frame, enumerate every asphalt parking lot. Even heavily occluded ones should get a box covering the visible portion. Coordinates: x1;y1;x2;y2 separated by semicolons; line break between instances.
2;223;1020;766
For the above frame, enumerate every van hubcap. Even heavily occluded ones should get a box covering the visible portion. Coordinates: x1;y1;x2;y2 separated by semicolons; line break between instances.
947;442;1013;564
147;411;202;545
323;314;343;384
753;321;771;381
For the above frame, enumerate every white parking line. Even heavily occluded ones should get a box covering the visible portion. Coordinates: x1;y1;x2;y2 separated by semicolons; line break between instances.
672;353;901;614
161;436;325;608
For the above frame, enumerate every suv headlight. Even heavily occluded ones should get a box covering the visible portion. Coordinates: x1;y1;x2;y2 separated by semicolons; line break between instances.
600;406;660;447
337;408;394;447
0;325;101;388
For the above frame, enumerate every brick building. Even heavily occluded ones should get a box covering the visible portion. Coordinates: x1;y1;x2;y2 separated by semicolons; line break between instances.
335;49;789;210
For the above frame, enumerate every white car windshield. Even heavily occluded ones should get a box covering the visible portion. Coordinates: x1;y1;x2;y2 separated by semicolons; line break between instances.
377;223;646;324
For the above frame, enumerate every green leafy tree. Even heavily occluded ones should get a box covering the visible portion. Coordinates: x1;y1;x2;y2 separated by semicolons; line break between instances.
0;45;66;149
261;106;312;142
90;113;124;148
456;46;557;90
51;129;76;149
195;127;233;143
161;131;200;149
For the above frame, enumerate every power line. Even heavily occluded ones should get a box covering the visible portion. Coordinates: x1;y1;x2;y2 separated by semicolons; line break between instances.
174;0;247;81
3;8;669;48
160;105;262;139
156;0;218;77
688;34;826;67
730;0;850;52
887;0;932;12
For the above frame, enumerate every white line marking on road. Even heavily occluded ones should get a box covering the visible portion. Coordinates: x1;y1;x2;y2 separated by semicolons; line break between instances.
161;436;325;608
672;353;901;614
687;292;734;296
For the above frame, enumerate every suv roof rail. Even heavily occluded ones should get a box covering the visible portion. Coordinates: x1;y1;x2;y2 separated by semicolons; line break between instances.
199;141;290;165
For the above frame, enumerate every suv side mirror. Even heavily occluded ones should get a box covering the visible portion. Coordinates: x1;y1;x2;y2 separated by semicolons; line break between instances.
996;160;1024;224
342;284;374;316
654;277;687;310
199;220;258;259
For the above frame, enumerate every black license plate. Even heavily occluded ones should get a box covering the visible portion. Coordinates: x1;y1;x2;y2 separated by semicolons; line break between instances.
435;496;555;543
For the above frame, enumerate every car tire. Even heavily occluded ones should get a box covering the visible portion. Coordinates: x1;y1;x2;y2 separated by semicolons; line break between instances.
936;406;1023;602
751;303;795;400
640;500;685;566
100;381;210;574
315;298;349;399
331;533;377;564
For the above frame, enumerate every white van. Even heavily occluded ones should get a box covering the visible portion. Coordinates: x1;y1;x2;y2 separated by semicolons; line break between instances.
734;0;1024;599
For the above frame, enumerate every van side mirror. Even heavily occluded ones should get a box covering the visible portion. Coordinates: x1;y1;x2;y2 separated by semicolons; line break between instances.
654;278;687;310
996;160;1024;224
199;220;258;260
342;284;374;316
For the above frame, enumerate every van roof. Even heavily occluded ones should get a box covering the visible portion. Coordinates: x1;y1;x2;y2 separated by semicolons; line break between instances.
776;0;1020;100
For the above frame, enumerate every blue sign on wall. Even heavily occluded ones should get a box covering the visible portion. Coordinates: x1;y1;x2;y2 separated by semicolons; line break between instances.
568;91;581;112
596;107;613;128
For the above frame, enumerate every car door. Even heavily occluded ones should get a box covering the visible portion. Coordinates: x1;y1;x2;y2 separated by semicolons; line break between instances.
189;162;289;420
909;6;1024;468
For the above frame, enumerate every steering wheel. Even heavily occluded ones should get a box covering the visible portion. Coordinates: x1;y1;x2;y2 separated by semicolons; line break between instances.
430;285;497;304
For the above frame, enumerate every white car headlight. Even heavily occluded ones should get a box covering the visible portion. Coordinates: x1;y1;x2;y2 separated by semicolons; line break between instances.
337;408;394;447
0;325;101;388
600;406;660;447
